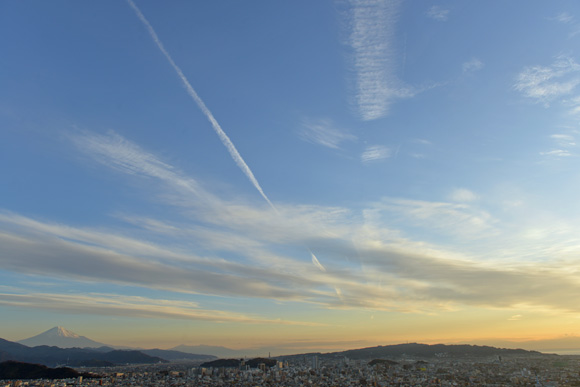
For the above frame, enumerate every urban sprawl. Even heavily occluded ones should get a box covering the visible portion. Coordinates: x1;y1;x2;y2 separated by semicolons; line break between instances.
3;354;580;386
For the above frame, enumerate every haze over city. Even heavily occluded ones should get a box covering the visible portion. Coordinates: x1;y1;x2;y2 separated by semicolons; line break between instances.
2;0;580;355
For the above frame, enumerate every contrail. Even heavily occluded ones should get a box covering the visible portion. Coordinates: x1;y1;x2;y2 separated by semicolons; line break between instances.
310;251;326;272
311;250;343;300
127;1;336;283
126;0;275;210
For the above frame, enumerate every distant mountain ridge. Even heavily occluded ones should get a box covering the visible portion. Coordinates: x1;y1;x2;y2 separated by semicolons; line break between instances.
279;343;548;361
0;337;167;367
12;327;555;365
0;338;215;367
338;343;544;359
11;327;216;364
171;344;251;359
141;349;215;361
18;327;107;349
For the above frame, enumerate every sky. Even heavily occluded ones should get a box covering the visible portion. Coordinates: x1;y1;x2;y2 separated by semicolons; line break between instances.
2;0;580;355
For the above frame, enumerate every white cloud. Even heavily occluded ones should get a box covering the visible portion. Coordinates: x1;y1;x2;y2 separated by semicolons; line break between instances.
449;188;479;203
549;12;580;38
515;57;580;105
408;139;431;159
550;134;576;147
299;118;357;149
361;145;391;162
462;58;484;73
566;96;580;115
540;149;573;157
551;12;574;24
412;138;432;145
0;291;321;325
540;132;576;157
4;195;580;314
70;130;215;205
371;197;496;240
339;0;414;121
0;225;303;301
6;130;580;316
427;6;450;22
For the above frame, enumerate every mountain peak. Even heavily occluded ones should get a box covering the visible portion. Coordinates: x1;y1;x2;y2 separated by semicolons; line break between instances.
45;326;80;339
18;327;106;349
41;326;80;339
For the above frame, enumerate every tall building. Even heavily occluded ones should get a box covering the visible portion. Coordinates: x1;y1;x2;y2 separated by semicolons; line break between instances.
311;355;319;370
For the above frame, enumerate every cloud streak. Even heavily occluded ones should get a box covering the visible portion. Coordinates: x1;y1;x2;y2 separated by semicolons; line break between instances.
0;291;322;325
5;130;580;318
340;0;413;120
299;118;357;149
549;12;580;38
427;6;450;22
126;0;274;209
515;57;580;105
4;192;580;315
449;188;478;203
361;145;391;162
462;58;484;73
551;12;574;24
71;130;205;198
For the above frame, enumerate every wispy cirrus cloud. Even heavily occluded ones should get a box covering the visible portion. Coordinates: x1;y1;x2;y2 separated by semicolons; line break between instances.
566;95;580;115
549;12;580;38
427;6;450;22
449;188;479;203
339;0;414;121
361;145;391;162
540;149;573;157
412;138;432;145
0;291;322;325
551;12;574;24
299;118;357;149
70;130;217;206
462;58;484;73
368;197;496;240
540;133;577;158
514;57;580;106
0;223;308;301
551;134;576;147
5;130;580;316
5;208;580;314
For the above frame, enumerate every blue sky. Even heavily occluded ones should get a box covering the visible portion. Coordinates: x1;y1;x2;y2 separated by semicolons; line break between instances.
2;0;580;353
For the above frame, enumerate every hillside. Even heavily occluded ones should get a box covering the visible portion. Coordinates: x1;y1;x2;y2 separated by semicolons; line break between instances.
0;361;98;380
0;338;166;367
279;343;548;361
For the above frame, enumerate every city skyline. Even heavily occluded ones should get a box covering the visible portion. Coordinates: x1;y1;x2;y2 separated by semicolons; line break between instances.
2;1;580;353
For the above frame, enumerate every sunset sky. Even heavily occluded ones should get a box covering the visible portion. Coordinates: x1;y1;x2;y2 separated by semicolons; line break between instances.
2;0;580;354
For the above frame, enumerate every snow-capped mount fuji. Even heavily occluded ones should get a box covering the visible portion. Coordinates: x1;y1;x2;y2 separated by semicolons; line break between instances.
18;326;108;348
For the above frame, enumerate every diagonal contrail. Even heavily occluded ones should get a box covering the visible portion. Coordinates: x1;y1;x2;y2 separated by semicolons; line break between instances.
127;1;339;285
127;0;275;210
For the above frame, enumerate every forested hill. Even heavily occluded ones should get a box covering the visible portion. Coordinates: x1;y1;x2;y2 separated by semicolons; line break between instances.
0;361;97;380
279;343;548;360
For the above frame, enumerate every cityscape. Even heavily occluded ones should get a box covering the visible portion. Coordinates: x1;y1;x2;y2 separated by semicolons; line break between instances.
6;355;580;387
2;327;580;385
